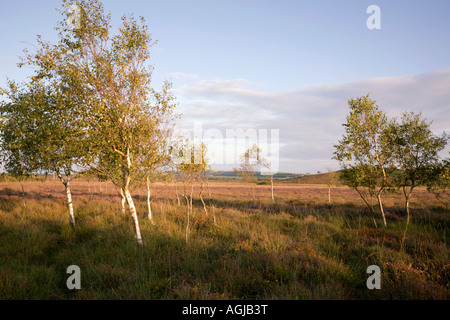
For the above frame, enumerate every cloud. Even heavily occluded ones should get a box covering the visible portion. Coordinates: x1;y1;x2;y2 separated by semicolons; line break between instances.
173;68;450;173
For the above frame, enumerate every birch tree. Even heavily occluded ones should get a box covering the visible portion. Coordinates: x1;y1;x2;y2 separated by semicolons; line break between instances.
141;117;176;223
194;142;210;216
18;0;177;245
0;85;33;206
79;13;177;245
334;94;393;227
383;112;448;236
174;138;195;244
0;79;85;230
324;167;338;203
425;157;450;208
254;145;275;202
175;139;209;244
339;164;381;228
234;144;259;201
235;144;275;202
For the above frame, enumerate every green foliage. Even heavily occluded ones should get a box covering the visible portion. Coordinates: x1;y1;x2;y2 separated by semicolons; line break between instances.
175;139;210;183
334;95;449;225
340;164;378;193
234;144;261;185
424;157;450;207
333;94;393;223
2;0;179;242
0;80;84;179
334;94;391;168
0;83;39;180
13;0;178;193
383;112;448;202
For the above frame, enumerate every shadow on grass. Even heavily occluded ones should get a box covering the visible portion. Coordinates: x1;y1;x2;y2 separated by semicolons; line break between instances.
0;213;366;299
178;195;413;225
1;186;449;299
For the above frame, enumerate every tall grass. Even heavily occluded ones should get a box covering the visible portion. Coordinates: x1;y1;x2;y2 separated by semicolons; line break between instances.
0;180;448;299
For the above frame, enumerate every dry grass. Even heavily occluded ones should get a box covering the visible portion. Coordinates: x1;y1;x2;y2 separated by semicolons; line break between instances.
0;178;448;299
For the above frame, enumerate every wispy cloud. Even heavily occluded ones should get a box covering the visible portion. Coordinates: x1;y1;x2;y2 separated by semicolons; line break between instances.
174;68;450;173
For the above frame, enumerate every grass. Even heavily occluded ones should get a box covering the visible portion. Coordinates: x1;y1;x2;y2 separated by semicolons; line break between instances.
0;179;448;299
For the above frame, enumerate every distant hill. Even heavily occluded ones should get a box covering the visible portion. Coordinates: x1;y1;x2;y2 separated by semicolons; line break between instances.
205;170;302;181
204;170;343;184
282;171;342;185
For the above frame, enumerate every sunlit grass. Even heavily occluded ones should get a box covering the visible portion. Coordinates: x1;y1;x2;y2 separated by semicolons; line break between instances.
0;179;448;299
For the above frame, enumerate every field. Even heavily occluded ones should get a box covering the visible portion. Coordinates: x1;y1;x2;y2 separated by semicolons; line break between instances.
0;178;448;299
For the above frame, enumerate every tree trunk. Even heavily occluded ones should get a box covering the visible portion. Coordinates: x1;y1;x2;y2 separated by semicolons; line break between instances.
185;195;190;244
184;184;194;245
189;184;193;236
354;187;378;228
118;188;126;215
377;193;387;227
65;181;76;230
431;191;448;209
405;198;410;226
199;179;208;215
402;192;412;247
122;147;143;246
206;179;212;201
58;174;76;230
146;175;154;223
270;175;274;203
328;186;331;203
206;179;217;225
184;194;190;244
124;187;143;246
372;216;378;229
20;181;26;207
175;181;181;206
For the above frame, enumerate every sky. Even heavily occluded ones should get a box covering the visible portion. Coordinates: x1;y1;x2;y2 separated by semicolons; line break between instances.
1;0;449;173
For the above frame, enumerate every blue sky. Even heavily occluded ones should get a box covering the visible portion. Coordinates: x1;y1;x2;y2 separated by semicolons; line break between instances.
1;1;450;173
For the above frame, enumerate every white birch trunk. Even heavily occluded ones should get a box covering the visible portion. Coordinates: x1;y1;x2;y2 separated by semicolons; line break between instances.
66;182;76;229
146;175;154;223
328;186;331;203
184;193;190;244
185;184;194;244
405;197;410;227
270;175;274;202
402;191;412;246
121;146;143;246
199;179;208;216
175;182;181;205
206;179;217;225
118;188;126;215
377;193;387;227
124;187;143;246
58;174;76;230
